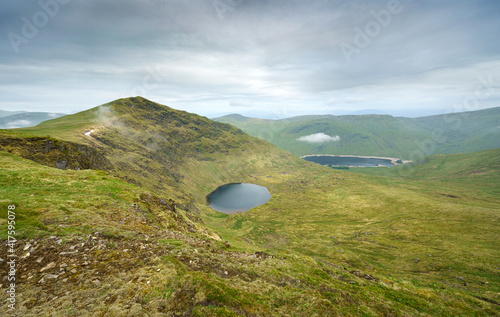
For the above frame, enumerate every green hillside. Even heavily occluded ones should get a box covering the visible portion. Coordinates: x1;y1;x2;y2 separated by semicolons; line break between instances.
5;97;302;209
411;107;500;154
349;148;500;204
1;97;499;316
215;107;500;159
351;148;500;179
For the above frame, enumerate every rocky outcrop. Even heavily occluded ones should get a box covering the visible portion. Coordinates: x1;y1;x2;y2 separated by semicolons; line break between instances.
0;136;112;171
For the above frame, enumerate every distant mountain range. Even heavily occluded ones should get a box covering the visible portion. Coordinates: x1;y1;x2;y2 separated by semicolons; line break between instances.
0;110;66;129
215;107;500;160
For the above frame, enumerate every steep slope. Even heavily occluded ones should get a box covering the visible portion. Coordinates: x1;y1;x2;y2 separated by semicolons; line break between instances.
215;107;500;159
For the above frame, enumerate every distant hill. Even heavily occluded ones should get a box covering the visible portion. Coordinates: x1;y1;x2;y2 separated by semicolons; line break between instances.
0;110;26;118
215;107;500;159
0;111;66;128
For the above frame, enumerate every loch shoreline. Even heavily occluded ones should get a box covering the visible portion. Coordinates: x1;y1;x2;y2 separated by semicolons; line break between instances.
300;154;412;166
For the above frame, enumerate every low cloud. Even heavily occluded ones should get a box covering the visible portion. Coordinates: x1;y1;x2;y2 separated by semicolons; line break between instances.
5;119;33;128
97;105;116;124
297;133;340;143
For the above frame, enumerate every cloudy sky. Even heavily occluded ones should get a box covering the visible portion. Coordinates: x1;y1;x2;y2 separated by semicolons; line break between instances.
1;0;499;118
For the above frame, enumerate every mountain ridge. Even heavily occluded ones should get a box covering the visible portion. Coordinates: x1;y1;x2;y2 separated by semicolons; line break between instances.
216;106;500;121
214;106;500;159
1;97;307;229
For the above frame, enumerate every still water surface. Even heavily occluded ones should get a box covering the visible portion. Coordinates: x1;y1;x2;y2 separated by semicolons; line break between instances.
207;183;272;214
303;155;396;167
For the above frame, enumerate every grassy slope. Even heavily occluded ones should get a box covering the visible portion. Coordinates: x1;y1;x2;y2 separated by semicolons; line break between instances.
1;150;498;316
0;151;195;239
1;97;499;315
215;107;500;159
11;97;296;205
1;97;309;235
349;148;500;199
411;107;500;154
202;152;500;307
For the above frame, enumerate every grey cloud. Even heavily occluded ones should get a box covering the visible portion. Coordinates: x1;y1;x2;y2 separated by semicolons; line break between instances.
0;0;499;117
230;99;253;107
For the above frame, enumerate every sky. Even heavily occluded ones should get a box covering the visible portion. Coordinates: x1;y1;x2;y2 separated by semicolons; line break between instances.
1;0;500;118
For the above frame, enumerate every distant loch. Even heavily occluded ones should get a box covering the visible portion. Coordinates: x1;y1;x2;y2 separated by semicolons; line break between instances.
301;154;410;167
